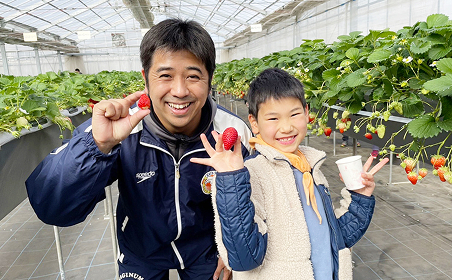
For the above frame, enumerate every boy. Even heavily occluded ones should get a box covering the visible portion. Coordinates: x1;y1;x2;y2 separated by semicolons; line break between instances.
191;68;389;279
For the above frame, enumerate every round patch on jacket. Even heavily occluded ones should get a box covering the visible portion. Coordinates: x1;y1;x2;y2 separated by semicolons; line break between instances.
201;171;216;194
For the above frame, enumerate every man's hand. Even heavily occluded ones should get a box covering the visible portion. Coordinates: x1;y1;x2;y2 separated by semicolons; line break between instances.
190;131;244;172
92;90;150;154
343;156;389;197
213;256;232;280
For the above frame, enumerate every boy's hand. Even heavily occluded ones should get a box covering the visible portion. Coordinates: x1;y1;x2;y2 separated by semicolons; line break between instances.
213;256;232;280
92;90;150;154
342;156;389;196
190;131;244;172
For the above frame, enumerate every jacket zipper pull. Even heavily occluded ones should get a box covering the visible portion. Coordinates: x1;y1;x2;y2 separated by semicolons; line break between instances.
175;164;180;179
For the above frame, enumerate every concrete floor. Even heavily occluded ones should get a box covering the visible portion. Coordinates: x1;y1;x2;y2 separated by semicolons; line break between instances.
1;95;452;279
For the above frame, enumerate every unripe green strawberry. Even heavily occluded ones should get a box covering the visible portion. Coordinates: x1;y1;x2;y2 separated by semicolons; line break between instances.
342;110;350;119
376;125;386;139
389;144;396;151
333;112;339;119
393;101;403;115
16;117;29;129
383;111;391;121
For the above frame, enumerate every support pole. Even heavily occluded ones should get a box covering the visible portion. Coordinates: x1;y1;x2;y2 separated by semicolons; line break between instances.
105;186;119;280
333;131;336;156
389;151;393;184
34;47;42;74
353;138;357;156
1;42;10;75
57;50;64;72
53;226;66;280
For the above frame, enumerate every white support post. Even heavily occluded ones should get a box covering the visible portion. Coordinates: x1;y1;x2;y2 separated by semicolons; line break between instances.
333;131;336;156
1;42;10;75
53;226;66;280
105;185;119;280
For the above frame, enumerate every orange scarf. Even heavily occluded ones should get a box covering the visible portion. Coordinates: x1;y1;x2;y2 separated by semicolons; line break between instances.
249;135;322;224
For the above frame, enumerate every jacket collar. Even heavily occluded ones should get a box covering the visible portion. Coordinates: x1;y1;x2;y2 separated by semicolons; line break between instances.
253;143;328;186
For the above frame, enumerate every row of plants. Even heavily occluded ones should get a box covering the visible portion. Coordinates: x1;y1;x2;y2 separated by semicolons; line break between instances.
0;70;144;138
213;14;452;185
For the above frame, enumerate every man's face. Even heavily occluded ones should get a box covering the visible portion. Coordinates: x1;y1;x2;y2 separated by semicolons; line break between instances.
142;49;210;136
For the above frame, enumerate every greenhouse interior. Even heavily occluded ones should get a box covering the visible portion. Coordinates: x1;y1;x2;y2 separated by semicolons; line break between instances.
1;0;452;279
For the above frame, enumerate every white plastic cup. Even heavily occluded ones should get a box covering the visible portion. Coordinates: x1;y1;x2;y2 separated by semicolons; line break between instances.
335;155;365;190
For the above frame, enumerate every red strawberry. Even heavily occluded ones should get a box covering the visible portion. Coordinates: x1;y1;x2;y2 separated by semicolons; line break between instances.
88;103;94;109
365;133;372;140
88;98;99;104
308;112;316;124
403;157;416;174
418;168;428;178
222;127;238;150
431;155;446;170
324;127;332;137
407;172;418;185
138;94;150;110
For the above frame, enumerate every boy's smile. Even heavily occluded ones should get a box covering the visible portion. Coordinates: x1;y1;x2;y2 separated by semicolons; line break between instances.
249;97;309;154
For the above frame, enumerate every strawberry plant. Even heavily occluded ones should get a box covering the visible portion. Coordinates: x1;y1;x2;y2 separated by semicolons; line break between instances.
213;13;452;185
0;70;145;138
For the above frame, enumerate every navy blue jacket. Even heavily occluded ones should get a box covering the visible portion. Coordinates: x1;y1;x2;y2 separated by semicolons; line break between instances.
26;100;252;270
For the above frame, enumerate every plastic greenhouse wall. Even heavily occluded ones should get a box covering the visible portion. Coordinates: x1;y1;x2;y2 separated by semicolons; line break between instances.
223;0;452;61
1;0;452;76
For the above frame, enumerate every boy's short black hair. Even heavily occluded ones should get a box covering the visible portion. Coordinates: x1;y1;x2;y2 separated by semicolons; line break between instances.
140;18;216;89
247;68;307;117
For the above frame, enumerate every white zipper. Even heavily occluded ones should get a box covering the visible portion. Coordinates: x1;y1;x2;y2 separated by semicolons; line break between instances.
139;141;205;269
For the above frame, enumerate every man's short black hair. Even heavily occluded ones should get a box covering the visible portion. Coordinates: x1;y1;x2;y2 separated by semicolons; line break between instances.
247;68;307;118
140;18;216;89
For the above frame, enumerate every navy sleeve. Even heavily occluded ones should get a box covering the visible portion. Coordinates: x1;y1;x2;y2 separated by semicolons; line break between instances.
337;191;375;247
216;167;267;271
25;121;120;227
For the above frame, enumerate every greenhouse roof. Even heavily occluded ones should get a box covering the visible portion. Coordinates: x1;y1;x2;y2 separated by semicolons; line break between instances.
0;0;324;53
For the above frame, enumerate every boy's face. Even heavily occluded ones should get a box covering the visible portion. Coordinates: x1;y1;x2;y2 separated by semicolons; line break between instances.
141;49;210;136
248;97;309;154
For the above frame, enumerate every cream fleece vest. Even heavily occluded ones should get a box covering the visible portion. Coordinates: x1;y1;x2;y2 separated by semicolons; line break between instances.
211;144;353;280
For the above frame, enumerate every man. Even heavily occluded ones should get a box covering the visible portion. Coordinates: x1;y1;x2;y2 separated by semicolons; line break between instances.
26;19;252;280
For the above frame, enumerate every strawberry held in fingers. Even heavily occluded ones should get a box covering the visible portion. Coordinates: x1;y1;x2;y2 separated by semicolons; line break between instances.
222;127;238;150
138;94;151;110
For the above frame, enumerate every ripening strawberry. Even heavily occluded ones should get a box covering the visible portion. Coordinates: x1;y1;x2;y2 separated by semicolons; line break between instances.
338;122;346;133
430;155;446;170
138;94;151;110
403;157;416;174
437;166;448;182
376;125;386;139
407;172;418;185
324;127;332;137
222;127;238;150
418;168;428;178
308;112;316;124
365;133;373;140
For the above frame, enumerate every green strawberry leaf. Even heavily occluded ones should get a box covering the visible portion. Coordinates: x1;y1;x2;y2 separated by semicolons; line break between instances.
437;118;452;131
345;48;360;60
367;49;392;63
346;68;367;87
428;45;451;60
407;115;442;138
426;14;450;28
423;74;452;92
436;58;452;74
322;69;340;82
410;39;431;54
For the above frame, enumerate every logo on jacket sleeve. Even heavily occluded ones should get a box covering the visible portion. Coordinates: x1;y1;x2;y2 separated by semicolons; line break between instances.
200;171;216;194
